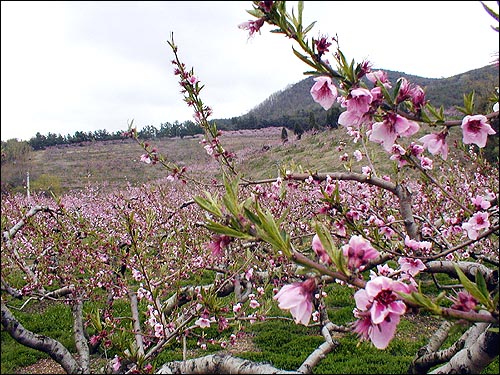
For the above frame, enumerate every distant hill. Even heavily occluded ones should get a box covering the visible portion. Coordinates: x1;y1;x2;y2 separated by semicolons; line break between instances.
5;64;498;151
215;64;499;130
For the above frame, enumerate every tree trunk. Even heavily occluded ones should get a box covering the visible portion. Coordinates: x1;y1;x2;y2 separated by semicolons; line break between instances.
156;353;299;374
1;301;83;374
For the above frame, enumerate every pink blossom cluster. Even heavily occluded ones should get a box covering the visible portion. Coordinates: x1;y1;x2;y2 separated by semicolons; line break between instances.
353;276;410;349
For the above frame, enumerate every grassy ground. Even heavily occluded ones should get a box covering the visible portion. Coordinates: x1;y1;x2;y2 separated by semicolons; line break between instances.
2;281;498;374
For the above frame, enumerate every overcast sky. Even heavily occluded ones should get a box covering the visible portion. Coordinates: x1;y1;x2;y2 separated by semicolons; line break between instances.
1;1;498;141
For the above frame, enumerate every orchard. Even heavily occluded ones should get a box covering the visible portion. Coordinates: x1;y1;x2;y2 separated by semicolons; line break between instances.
1;1;499;374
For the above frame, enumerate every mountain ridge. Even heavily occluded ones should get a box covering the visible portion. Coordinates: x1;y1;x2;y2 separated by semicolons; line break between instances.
214;64;499;131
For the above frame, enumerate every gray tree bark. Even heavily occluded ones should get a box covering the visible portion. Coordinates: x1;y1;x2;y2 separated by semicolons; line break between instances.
1;300;84;374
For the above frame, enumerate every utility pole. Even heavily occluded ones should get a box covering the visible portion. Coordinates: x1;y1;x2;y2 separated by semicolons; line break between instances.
26;171;31;200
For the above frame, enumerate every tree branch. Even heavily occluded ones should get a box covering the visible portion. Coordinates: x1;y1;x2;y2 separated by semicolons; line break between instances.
429;323;498;374
1;300;83;374
72;298;90;373
156;353;300;374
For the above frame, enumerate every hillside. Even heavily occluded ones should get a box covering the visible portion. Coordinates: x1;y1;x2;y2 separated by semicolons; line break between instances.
215;64;499;130
1;129;286;194
1;122;484;195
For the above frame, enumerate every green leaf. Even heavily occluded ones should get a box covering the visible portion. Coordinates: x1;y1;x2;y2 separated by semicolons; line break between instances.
254;208;291;256
290;7;299;29
314;222;349;275
298;1;304;25
90;308;103;331
481;1;499;23
221;175;242;217
379;83;393;105
423;102;445;122
303;21;316;35
246;9;264;18
205;221;254;240
455;91;475;115
292;46;318;69
453;264;491;308
419;108;432;123
397;292;420;306
475;270;490;301
314;222;335;254
398;291;442;315
392;77;403;99
243;206;261;226
193;194;222;218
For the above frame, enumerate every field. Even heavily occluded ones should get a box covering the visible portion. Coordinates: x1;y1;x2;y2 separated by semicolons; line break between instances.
4;124;467;195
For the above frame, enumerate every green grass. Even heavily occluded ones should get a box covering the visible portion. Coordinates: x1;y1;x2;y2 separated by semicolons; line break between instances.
1;302;75;374
2;281;498;374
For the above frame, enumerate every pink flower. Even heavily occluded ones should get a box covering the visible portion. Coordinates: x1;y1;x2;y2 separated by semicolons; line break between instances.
314;36;332;56
132;268;143;281
472;195;491;210
396;78;427;109
366;70;391;88
89;335;100;346
348;88;373;113
257;1;273;13
370;86;384;103
408;142;424;157
112;355;121;372
404;235;432;253
245;267;254;281
410;85;427;109
335;220;347;237
375;264;394;277
154;322;164;338
419;132;449;160
233;303;242;313
390;144;408;168
238;18;265;37
249;299;260;309
187;74;198;85
311;234;332;265
273;278;316;325
353;309;402;350
450;291;477;312
369;113;420;151
419;156;433;170
398;257;426;277
195;317;211;328
353;276;409;349
361;166;372;175
342;235;379;271
462;212;490;240
356;277;409;322
140;154;152;164
310;76;338;110
461;115;496;148
353;150;363;161
206;234;231;257
338;110;367;128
